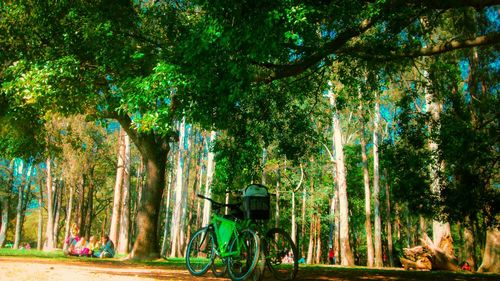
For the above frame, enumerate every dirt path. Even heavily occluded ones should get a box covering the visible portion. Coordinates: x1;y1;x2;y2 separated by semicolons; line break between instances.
0;257;497;281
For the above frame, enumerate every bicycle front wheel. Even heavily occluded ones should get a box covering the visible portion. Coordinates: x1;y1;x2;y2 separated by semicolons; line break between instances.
264;228;298;281
185;227;215;276
227;228;260;281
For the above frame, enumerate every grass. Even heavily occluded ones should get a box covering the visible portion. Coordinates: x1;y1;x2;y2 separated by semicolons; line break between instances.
0;248;186;267
1;248;498;280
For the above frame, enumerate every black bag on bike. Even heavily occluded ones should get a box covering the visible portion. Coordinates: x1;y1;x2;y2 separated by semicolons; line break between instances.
242;184;270;220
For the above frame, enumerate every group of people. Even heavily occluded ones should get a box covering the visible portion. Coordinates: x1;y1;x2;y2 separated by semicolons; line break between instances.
65;224;115;258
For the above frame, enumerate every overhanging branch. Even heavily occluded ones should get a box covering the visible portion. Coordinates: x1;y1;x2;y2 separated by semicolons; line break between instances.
343;31;500;60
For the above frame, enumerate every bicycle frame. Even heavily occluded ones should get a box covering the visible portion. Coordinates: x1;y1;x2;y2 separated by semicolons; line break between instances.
201;196;252;259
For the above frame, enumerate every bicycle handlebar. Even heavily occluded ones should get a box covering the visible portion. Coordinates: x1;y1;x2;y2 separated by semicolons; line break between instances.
196;193;241;210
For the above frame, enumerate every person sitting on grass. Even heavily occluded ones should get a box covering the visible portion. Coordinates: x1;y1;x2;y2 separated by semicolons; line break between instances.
74;237;88;256
66;224;81;256
87;236;100;257
94;234;115;258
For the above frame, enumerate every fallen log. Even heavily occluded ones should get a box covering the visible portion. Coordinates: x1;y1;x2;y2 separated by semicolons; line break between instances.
400;234;459;271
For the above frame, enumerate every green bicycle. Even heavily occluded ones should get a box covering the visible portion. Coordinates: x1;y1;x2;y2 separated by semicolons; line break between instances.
215;184;299;281
185;194;261;281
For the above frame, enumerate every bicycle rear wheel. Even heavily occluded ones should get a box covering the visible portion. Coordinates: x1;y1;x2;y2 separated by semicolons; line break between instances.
227;228;260;281
185;227;215;276
264;228;298;281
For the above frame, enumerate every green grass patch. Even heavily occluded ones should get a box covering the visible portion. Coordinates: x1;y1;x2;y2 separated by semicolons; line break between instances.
0;248;67;259
0;248;186;268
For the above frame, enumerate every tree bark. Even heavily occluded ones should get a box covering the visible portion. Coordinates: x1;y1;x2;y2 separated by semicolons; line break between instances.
116;115;169;260
0;193;9;248
37;179;44;250
306;213;315;264
110;127;125;245
44;156;55;250
315;209;322;264
170;118;186;257
373;99;383;267
301;178;307;256
118;133;131;254
62;183;74;252
330;90;355;266
84;175;94;240
53;179;64;246
291;164;304;245
384;168;394;267
160;168;173;257
478;228;500;273
361;125;374;267
13;165;26;249
202;131;216;228
463;224;476;270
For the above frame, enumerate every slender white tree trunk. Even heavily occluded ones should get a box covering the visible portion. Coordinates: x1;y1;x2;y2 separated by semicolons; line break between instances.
37;181;44;250
361;125;374;267
424;79;452;247
170;118;186;257
202;131;216;228
373;99;383;267
291;164;303;245
45;157;55;250
161;169;173;257
384;168;394;267
110;128;125;245
14;162;27;249
62;184;74;252
330;88;354;266
118;133;131;254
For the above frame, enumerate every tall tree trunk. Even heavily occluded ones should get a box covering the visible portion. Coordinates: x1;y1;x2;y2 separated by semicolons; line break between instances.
62;184;74;252
179;130;193;257
110;128;126;245
275;173;280;228
306;213;315;264
202;131;216;228
195;152;203;231
291;164;304;245
84;176;94;240
315;209;322;264
118;133;131;254
77;176;86;235
13;165;26;249
301;179;307;256
384;168;394;267
53;179;64;246
334;184;340;264
0;162;13;248
45;156;55;250
373;99;383;267
330;90;354;266
478;228;500;273
0;194;9;248
423;70;452;248
37;179;44;250
161;169;173;257
463;224;476;270
170;118;186;257
132;156;145;245
361;125;374;267
115;115;168;259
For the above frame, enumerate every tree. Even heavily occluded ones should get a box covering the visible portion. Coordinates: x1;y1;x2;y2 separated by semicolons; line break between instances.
329;86;355;266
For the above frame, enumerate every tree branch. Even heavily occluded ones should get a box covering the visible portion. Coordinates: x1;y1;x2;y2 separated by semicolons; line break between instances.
254;19;375;83
345;31;500;60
